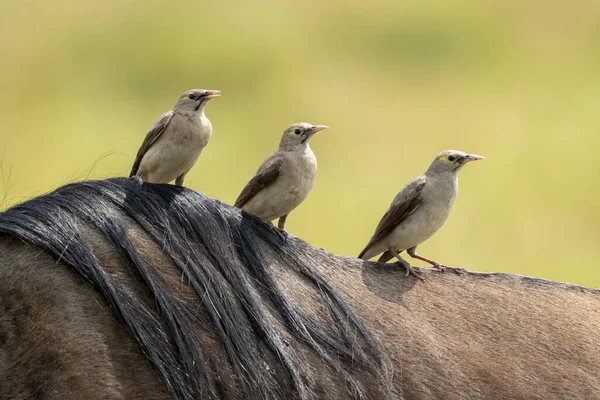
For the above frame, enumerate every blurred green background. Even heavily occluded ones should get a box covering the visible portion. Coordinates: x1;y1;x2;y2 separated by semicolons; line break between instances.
1;0;598;287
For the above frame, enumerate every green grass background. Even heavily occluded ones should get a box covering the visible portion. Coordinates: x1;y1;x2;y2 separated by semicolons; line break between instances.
1;0;598;286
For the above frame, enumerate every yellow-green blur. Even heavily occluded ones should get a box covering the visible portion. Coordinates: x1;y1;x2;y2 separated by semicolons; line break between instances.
1;0;598;286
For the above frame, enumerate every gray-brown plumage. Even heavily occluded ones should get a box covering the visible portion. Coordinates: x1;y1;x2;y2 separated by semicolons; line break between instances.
358;150;484;280
234;122;328;235
129;88;220;186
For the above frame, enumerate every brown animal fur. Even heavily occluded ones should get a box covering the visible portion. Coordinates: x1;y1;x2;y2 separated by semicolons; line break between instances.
2;230;600;399
0;179;599;399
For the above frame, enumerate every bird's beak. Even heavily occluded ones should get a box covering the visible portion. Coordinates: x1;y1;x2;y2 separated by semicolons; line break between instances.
301;125;328;143
464;154;485;162
205;90;221;100
310;125;329;134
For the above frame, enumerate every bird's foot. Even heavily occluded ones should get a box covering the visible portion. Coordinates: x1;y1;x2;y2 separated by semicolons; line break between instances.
212;198;222;204
275;227;288;242
433;263;465;274
395;261;426;281
131;176;143;186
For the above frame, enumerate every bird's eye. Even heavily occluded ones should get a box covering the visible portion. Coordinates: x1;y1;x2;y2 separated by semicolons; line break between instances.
448;155;456;162
294;129;301;135
188;94;197;100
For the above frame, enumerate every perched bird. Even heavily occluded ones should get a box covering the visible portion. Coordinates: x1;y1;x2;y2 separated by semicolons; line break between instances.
234;122;328;236
358;150;484;280
129;88;221;186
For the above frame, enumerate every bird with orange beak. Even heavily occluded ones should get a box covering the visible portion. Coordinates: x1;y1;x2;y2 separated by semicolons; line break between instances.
358;149;484;280
235;122;328;236
130;88;221;186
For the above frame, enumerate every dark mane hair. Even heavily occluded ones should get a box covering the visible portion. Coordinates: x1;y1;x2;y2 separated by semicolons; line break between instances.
0;178;395;399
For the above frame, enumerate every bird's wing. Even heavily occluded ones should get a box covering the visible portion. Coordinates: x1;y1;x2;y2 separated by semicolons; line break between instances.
129;110;175;178
358;175;427;258
234;153;285;208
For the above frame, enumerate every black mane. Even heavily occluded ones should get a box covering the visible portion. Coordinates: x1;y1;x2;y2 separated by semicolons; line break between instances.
0;178;395;399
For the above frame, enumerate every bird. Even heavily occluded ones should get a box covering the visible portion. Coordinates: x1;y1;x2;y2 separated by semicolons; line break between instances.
234;122;328;237
358;149;484;280
129;88;221;186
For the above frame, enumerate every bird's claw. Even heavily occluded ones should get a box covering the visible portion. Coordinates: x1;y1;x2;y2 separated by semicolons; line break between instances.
434;263;447;273
131;176;143;186
395;261;426;281
275;227;288;242
212;198;222;204
433;263;465;274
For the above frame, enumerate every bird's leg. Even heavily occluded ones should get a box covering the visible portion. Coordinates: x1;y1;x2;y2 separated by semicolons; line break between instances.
407;247;464;273
275;214;289;241
175;173;185;187
390;248;425;281
174;173;221;203
277;214;288;230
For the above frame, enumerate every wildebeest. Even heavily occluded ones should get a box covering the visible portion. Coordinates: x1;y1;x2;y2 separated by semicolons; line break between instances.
0;178;599;399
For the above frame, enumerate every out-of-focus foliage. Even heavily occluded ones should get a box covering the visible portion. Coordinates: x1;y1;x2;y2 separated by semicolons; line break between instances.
1;0;598;286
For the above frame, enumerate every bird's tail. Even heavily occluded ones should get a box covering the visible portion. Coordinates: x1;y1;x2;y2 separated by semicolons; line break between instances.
358;246;374;260
377;251;394;263
129;175;143;186
359;247;395;263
